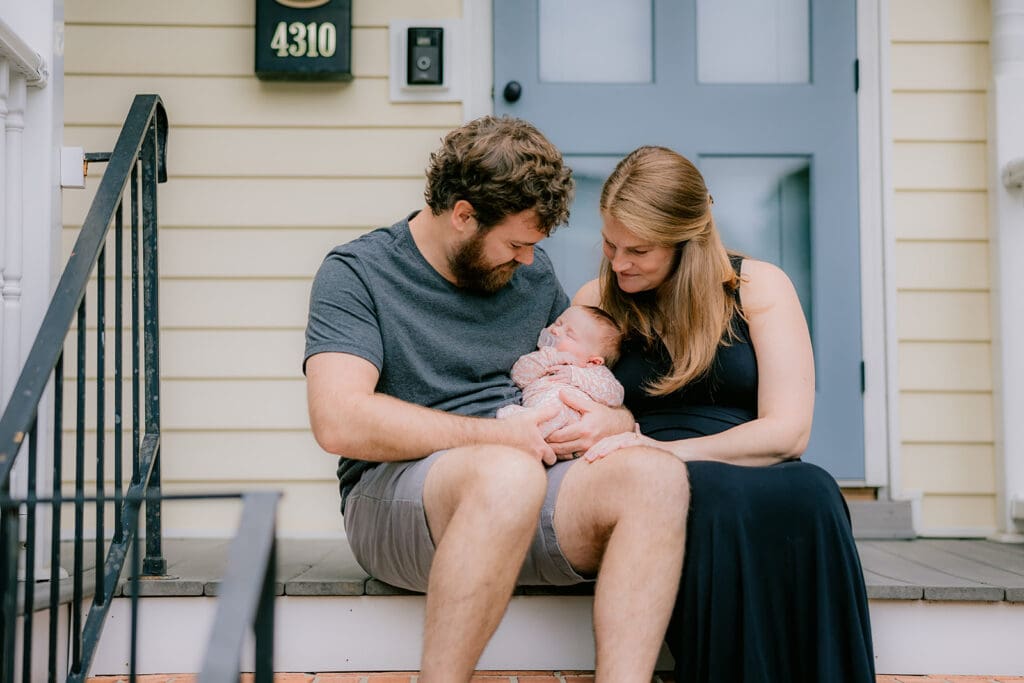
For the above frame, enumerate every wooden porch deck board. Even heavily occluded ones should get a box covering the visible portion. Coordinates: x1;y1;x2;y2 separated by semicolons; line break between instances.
55;537;1024;602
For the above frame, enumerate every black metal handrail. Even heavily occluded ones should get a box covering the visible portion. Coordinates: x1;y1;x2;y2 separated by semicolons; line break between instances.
0;94;168;683
0;491;280;682
198;491;280;683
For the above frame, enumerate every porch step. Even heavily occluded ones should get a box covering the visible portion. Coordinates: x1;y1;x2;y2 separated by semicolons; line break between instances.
61;537;1024;601
59;538;1024;677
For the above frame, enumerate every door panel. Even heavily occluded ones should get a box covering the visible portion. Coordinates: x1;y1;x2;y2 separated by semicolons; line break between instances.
539;0;653;83
699;156;813;331
541;155;621;297
696;0;810;83
495;0;865;479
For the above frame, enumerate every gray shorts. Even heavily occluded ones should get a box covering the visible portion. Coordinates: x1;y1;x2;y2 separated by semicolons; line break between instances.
343;450;589;592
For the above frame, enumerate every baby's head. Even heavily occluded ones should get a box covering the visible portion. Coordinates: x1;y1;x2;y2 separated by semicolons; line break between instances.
538;305;623;367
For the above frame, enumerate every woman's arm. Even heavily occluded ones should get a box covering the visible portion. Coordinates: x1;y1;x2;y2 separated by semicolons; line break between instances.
679;259;814;464
584;260;814;467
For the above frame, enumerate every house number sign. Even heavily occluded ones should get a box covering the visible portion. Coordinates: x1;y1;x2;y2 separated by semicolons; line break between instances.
255;0;352;81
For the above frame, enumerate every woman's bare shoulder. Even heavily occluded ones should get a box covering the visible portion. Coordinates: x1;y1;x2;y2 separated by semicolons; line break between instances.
736;258;799;310
572;278;602;306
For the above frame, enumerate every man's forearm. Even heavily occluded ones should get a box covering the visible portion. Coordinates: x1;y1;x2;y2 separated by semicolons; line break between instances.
314;392;502;462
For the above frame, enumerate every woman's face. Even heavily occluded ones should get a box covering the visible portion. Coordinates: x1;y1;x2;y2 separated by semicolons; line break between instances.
601;214;678;293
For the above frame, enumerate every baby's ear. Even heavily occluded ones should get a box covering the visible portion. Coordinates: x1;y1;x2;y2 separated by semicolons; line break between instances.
587;356;605;366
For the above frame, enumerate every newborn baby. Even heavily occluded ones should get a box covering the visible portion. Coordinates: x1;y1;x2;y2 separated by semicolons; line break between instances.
497;305;624;438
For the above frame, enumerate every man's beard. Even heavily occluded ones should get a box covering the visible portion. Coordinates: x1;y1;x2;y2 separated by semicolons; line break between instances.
449;233;519;295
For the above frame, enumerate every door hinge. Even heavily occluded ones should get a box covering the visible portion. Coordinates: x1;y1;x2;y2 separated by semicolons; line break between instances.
854;59;860;93
860;360;866;393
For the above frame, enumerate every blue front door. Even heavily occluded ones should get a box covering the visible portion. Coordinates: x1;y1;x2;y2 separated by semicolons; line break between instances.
494;0;865;479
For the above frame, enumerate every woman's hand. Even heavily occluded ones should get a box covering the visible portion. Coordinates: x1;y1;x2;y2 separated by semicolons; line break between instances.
546;391;635;458
582;425;675;462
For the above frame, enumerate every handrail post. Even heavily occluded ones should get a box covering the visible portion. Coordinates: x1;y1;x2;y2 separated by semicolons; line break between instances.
0;496;16;683
141;118;165;576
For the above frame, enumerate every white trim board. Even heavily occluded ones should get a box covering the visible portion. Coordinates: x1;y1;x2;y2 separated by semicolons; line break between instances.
88;596;1024;676
857;0;895;491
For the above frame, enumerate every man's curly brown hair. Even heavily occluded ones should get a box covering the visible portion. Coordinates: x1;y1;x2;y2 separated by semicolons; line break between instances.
424;116;574;235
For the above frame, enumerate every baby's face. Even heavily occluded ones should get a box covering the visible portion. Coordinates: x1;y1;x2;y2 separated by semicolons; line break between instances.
538;307;607;364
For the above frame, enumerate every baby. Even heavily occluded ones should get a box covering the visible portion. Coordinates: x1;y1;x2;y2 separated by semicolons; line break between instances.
497;305;624;438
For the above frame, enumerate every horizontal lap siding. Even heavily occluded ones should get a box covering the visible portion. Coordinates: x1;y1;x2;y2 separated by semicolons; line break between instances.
63;0;463;536
890;0;995;533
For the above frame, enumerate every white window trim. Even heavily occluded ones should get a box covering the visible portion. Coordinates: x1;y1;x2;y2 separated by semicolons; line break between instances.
464;0;898;492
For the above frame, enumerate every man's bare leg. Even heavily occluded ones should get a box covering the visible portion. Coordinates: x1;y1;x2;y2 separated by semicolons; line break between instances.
554;447;689;683
419;445;547;682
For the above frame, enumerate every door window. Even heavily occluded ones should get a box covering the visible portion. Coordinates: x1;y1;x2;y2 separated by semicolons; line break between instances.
539;0;653;83
696;0;810;83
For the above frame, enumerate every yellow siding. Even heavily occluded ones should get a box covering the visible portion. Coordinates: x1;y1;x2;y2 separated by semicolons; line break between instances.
891;93;987;141
66;127;447;178
60;431;330;482
890;44;989;91
64;0;461;27
890;0;995;533
64;176;427;227
898;342;992;392
902;444;995;494
893;242;989;290
65;25;390;78
62;1;464;536
65;77;462;127
892;142;987;190
899;393;993;443
890;0;991;40
66;330;305;378
896;292;990;341
893;192;988;240
919;495;999;531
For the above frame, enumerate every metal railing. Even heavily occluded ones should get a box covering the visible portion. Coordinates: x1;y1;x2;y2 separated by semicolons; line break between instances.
0;94;168;682
198;491;280;683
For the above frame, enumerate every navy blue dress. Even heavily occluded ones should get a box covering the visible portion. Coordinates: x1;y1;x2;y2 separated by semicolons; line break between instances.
612;258;875;682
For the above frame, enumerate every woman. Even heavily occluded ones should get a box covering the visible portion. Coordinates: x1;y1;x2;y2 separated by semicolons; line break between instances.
573;146;875;682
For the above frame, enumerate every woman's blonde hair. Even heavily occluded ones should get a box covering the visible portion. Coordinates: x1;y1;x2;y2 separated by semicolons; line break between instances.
599;146;742;395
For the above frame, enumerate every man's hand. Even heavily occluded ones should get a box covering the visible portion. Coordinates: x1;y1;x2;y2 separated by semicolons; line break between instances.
546;391;635;458
492;402;561;465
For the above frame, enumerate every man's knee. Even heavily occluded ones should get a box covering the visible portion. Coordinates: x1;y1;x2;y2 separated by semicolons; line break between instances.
427;445;547;526
465;445;547;507
596;447;690;512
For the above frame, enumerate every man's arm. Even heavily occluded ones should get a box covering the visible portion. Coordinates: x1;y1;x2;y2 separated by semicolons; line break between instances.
306;351;559;464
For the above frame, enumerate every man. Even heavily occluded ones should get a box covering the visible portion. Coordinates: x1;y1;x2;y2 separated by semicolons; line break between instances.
304;116;689;683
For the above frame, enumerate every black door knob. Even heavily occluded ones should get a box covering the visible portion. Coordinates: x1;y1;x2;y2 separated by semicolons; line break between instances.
502;81;522;103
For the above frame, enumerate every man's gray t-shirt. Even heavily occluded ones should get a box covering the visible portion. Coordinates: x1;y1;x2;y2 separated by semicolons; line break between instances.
304;215;570;506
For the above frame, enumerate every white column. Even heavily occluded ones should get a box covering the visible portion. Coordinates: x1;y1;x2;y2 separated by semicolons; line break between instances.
0;60;8;407
2;69;26;411
0;8;58;579
989;0;1024;541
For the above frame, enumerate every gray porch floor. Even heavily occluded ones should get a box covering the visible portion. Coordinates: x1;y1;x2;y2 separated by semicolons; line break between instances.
41;537;1024;603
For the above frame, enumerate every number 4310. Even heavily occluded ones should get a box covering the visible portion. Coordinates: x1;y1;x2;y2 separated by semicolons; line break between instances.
270;21;337;58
